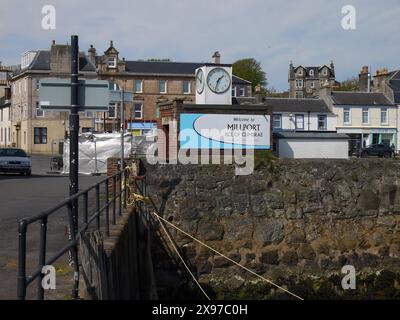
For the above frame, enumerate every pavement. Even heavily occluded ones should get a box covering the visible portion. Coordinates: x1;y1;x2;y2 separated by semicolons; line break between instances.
0;155;104;300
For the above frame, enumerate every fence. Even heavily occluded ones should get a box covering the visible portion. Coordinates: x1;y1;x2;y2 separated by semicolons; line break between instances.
17;167;130;300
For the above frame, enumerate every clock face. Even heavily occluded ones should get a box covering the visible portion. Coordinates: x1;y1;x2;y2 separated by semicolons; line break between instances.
196;69;205;94
206;68;231;94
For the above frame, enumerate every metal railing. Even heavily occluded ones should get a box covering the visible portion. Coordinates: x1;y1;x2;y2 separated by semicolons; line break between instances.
17;168;130;300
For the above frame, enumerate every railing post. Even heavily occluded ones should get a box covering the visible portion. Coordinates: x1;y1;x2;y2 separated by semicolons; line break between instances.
37;216;48;300
118;171;122;216
105;179;110;236
17;220;28;300
123;169;127;209
96;184;100;230
112;175;117;224
83;191;88;228
67;201;80;300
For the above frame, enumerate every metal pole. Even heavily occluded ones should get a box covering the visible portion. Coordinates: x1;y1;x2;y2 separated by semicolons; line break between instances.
69;34;80;300
121;88;125;171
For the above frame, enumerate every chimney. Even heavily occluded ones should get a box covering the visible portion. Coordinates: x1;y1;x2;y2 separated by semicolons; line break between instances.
255;84;263;103
212;51;221;64
88;44;97;65
359;66;371;92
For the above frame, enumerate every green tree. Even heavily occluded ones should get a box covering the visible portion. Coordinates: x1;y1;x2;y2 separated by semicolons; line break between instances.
232;58;267;90
336;77;358;91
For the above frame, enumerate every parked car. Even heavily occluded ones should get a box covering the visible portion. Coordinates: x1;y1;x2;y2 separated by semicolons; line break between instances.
355;144;393;158
0;148;31;175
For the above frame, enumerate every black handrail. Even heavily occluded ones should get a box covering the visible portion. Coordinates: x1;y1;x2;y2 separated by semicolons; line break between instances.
17;167;130;300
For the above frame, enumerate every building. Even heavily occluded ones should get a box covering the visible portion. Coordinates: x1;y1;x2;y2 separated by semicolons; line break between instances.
10;41;97;154
0;63;12;148
329;91;397;152
265;98;337;132
264;97;348;159
92;42;252;133
288;61;337;98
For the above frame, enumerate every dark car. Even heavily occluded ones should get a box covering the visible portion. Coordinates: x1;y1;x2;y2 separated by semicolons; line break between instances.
355;144;393;158
0;148;31;175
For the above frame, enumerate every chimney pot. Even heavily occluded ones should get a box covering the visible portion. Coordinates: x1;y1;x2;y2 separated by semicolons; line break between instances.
212;51;221;64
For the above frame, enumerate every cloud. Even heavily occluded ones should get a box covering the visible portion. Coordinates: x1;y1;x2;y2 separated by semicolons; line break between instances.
0;0;399;90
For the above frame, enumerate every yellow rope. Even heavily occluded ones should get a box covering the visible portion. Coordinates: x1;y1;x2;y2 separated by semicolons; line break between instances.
150;211;304;301
155;214;211;300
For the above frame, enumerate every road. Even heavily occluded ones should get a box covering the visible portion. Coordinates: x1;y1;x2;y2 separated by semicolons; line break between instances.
0;156;104;300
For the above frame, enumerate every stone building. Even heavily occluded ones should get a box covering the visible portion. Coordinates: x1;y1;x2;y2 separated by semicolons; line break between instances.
288;61;336;98
92;42;252;134
10;41;97;154
0;63;12;148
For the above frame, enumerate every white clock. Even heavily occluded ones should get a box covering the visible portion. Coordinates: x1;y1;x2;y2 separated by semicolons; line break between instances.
206;67;231;94
196;69;205;94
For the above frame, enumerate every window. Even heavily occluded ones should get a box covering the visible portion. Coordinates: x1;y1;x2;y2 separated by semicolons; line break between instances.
24;131;26;145
107;57;117;68
239;87;245;97
134;103;143;119
134;80;143;93
1;128;3;142
381;108;388;124
318;114;327;130
310;81;315;88
232;86;237;97
362;107;369;124
343;107;351;124
322;68;328;75
297;69;303;76
36;79;40;91
159;80;167;93
295;114;304;130
309;69;314;77
108;104;117;118
182;81;190;94
82;128;92;133
85;111;94;118
295;91;303;98
34;127;47;144
295;79;303;88
273;114;282;129
36;102;44;117
109;81;119;90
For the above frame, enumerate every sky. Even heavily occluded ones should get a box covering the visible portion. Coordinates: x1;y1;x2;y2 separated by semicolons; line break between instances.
0;0;399;91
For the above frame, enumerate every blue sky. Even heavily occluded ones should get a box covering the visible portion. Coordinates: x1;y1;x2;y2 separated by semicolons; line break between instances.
1;0;399;91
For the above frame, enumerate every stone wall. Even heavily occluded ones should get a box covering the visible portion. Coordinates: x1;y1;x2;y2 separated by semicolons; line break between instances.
145;159;400;299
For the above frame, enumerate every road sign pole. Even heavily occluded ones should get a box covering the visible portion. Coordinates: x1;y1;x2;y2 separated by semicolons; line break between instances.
120;88;125;171
69;35;80;300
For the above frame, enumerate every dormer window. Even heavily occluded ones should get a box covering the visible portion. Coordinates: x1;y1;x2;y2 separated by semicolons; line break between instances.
322;68;328;76
297;69;303;76
309;69;314;77
107;57;117;68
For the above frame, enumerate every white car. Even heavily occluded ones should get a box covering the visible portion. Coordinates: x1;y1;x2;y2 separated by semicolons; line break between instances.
0;148;31;176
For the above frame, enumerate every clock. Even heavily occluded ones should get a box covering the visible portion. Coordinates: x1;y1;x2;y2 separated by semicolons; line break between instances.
206;67;231;94
196;69;205;94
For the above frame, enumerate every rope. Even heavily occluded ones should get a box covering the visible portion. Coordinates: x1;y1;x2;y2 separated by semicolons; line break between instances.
155;214;211;300
150;210;304;301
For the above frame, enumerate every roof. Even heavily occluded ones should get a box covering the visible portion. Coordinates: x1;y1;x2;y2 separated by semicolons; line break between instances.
331;92;394;106
13;50;96;76
124;60;248;84
274;131;349;140
264;97;331;113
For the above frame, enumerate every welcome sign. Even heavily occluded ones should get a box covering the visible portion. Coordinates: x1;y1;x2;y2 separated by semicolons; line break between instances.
179;113;271;149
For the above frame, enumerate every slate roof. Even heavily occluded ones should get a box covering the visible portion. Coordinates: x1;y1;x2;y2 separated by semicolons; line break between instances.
331;92;394;106
274;131;349;140
124;60;249;84
13;50;96;76
264;97;331;113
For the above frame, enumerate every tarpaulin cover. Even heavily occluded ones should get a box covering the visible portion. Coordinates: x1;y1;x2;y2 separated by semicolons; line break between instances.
62;132;155;174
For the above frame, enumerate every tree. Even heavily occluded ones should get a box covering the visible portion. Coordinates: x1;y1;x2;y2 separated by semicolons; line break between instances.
336;77;358;91
232;58;267;90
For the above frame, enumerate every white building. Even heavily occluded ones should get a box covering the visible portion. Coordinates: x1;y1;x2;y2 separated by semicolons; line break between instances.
264;97;349;159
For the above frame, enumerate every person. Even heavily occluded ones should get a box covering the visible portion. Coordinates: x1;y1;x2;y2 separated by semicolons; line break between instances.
391;143;396;157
